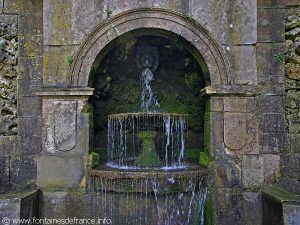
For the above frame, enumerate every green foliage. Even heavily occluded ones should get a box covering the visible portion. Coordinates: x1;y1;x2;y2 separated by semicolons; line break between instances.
89;152;100;168
199;152;212;168
105;76;112;82
269;41;276;48
105;9;112;18
274;53;284;62
67;55;74;65
184;72;201;86
185;148;200;160
185;15;194;21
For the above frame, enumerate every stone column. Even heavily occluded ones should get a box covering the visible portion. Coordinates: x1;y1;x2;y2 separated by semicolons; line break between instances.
203;84;263;225
36;88;93;189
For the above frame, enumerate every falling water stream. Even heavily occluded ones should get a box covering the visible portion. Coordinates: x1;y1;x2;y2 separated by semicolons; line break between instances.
140;68;160;112
89;173;207;225
91;46;208;224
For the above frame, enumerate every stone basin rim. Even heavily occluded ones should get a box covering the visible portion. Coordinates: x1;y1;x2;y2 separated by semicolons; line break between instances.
108;112;188;119
90;167;208;180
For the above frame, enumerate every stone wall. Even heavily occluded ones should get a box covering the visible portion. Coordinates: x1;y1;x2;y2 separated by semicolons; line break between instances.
0;1;299;225
0;0;43;191
283;10;300;195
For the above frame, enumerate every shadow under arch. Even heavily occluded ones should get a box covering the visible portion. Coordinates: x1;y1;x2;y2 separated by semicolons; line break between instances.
69;8;232;87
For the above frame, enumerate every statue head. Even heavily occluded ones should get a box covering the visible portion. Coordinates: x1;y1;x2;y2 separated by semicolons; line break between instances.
136;46;159;72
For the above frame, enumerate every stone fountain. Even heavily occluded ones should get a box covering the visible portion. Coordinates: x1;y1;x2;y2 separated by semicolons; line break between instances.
90;46;208;225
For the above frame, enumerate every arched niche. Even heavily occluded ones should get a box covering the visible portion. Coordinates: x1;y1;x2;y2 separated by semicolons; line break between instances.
69;8;232;87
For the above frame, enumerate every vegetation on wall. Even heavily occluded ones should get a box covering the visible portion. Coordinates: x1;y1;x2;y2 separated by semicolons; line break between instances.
89;35;209;159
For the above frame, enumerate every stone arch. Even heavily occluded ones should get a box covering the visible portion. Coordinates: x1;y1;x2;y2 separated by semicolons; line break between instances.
70;8;232;87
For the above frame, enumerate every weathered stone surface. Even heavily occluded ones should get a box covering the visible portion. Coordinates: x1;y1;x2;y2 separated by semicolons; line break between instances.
215;188;244;225
0;189;39;224
18;12;43;36
242;192;262;225
258;0;299;7
10;155;37;186
255;43;284;90
283;204;300;225
260;133;285;154
262;187;300;225
258;8;285;43
37;155;86;188
0;136;17;156
209;112;224;158
224;112;247;150
190;0;257;45
43;0;106;45
225;46;257;85
17;96;42;117
260;114;285;133
202;84;258;97
17;116;42;154
225;112;258;154
224;97;247;112
214;160;241;188
19;34;42;58
43;46;78;87
210;97;223;112
258;95;285;114
3;0;43;13
263;154;280;184
242;155;264;188
41;97;90;154
110;0;189;16
0;156;9;190
281;153;300;182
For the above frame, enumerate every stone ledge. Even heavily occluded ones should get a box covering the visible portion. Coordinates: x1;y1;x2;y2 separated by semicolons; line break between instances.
201;84;258;97
262;186;300;225
262;185;300;204
35;88;94;97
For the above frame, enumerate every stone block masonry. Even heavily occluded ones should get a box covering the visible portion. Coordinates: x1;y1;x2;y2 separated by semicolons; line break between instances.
0;0;43;191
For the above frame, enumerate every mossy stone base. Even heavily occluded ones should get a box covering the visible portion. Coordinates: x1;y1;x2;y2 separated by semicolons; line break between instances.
135;131;162;167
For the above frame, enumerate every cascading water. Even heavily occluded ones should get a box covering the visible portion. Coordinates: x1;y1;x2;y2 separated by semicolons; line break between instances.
90;46;208;225
107;112;187;169
140;68;160;112
89;170;208;225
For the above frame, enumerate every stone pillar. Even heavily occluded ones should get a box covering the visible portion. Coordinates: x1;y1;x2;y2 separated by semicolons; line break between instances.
36;88;93;189
203;84;263;225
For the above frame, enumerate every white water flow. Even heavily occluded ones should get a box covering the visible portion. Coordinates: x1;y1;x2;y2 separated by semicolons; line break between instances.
107;113;187;169
140;68;160;112
89;175;207;225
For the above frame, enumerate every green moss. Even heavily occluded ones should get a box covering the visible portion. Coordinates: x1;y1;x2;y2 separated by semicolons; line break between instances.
137;131;157;139
203;99;211;155
262;185;300;201
199;152;212;168
184;72;201;86
185;148;200;160
136;131;162;167
89;152;100;168
204;199;214;225
274;53;284;62
93;148;106;161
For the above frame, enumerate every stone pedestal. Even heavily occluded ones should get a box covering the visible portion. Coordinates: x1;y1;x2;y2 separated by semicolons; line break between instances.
136;131;162;167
